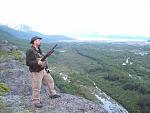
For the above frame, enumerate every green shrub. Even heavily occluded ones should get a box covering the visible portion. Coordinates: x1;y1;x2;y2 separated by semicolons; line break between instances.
103;73;128;83
139;95;150;113
123;82;147;94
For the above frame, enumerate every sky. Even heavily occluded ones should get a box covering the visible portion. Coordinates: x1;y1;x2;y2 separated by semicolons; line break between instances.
0;0;150;39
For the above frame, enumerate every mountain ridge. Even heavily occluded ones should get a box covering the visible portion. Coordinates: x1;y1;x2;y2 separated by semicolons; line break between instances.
0;24;75;42
1;23;150;42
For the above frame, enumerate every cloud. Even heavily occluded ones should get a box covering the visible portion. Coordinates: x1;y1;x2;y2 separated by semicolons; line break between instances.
0;0;150;37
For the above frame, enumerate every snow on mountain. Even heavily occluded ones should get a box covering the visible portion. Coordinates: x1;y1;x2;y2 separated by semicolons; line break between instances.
14;24;33;32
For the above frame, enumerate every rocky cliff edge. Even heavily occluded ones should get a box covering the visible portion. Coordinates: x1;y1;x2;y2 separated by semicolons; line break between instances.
0;40;107;113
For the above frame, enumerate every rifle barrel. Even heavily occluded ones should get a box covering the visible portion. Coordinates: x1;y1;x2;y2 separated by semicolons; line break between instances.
41;44;58;61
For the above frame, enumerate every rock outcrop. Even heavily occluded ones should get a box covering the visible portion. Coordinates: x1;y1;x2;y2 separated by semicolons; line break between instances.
0;40;107;113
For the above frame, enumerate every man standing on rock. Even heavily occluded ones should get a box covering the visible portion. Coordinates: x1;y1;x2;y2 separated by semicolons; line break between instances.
26;36;60;108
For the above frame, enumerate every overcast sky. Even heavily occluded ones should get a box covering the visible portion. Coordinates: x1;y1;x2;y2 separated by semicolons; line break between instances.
0;0;150;38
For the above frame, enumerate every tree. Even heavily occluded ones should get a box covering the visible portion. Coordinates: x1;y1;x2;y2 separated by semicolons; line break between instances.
139;95;150;113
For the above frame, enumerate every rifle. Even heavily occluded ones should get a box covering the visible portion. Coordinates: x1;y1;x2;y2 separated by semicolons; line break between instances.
41;44;58;61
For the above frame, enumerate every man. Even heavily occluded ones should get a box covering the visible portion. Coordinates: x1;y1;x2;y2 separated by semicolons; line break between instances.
26;36;60;108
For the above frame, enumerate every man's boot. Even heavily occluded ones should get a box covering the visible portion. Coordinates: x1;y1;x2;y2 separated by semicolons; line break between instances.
34;102;43;108
49;94;61;99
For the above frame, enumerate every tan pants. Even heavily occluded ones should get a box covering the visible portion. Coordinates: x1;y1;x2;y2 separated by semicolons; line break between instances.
31;69;56;104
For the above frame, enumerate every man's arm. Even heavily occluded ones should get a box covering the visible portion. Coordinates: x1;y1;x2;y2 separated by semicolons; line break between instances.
26;49;38;67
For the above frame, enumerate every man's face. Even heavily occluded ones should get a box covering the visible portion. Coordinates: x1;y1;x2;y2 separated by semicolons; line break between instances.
34;39;41;46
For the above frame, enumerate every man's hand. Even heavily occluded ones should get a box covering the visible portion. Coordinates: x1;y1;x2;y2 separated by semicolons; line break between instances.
38;60;43;66
37;58;44;66
46;69;51;73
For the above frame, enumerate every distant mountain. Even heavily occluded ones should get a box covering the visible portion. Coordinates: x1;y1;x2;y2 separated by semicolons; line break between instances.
0;24;75;42
78;32;150;41
106;34;149;41
14;24;33;32
0;27;17;40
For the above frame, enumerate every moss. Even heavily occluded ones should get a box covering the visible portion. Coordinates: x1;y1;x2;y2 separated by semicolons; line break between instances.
0;51;9;59
0;99;11;113
12;50;22;61
7;68;14;73
49;111;57;113
0;49;23;62
0;67;3;72
16;110;30;113
0;83;10;96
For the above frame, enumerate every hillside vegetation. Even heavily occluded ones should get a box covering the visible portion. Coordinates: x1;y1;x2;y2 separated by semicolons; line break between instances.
0;29;150;113
47;42;150;113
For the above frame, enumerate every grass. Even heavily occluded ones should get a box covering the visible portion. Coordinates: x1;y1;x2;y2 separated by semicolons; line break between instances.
0;83;10;96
